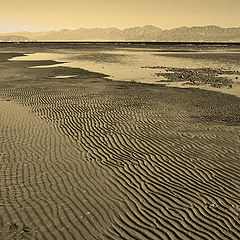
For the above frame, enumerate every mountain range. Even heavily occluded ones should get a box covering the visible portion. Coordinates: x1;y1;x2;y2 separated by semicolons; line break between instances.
1;25;240;42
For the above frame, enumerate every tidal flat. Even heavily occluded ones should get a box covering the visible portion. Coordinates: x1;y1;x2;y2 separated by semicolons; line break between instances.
0;42;240;240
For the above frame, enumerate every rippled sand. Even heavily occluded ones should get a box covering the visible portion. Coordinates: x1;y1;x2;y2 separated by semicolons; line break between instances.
1;50;240;240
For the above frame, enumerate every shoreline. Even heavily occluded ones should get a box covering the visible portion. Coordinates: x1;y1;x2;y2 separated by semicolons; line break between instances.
9;50;240;99
1;50;240;239
2;51;240;125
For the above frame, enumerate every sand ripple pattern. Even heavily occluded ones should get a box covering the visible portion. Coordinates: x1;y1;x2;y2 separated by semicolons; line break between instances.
1;86;240;240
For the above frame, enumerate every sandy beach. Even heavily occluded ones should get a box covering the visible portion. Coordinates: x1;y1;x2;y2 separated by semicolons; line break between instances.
1;45;240;240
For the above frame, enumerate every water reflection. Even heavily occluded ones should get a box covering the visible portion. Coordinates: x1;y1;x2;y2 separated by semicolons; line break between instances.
10;47;240;97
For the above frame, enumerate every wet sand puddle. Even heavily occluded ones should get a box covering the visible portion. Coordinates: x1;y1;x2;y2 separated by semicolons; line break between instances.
10;48;240;97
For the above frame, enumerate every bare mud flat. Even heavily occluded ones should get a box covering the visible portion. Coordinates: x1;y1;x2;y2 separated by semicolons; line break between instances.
0;43;240;240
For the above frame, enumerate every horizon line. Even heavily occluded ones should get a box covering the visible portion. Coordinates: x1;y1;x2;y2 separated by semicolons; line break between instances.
1;24;240;34
1;41;240;44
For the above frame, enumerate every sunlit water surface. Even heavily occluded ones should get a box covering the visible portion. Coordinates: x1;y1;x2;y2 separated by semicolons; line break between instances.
10;46;240;97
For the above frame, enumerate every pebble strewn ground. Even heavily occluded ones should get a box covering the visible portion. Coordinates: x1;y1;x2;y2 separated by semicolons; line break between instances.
143;66;240;88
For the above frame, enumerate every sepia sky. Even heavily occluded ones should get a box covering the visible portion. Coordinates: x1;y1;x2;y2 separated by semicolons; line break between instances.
0;0;239;33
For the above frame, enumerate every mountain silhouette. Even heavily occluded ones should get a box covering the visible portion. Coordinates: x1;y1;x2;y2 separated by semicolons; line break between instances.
1;25;240;42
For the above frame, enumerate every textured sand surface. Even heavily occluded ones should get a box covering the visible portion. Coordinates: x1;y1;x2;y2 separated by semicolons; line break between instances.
1;51;240;239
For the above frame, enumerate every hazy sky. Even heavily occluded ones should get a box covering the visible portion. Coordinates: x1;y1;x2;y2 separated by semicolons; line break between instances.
1;0;239;33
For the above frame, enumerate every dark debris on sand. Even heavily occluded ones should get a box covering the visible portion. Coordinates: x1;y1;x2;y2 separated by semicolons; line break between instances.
0;222;33;240
143;66;240;88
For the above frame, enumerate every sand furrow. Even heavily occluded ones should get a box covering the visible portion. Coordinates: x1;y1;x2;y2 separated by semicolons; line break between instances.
1;59;240;240
0;100;119;239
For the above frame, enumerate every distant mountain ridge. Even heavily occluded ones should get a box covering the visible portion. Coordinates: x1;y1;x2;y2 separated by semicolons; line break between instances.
0;35;34;42
1;25;240;42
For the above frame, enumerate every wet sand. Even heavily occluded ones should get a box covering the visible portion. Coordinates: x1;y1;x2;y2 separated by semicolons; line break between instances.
9;44;240;98
0;50;240;239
